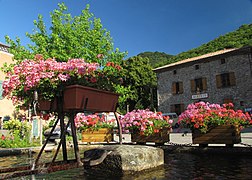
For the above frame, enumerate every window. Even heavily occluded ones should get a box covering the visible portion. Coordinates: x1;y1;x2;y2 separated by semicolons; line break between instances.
0;46;8;53
216;72;236;88
173;70;177;75
220;58;226;64
170;104;185;115
195;65;200;70
172;82;183;94
190;77;207;93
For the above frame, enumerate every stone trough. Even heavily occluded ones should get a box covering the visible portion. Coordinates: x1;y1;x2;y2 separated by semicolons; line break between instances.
83;145;164;176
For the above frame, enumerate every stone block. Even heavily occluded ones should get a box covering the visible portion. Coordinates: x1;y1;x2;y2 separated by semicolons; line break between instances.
83;145;164;177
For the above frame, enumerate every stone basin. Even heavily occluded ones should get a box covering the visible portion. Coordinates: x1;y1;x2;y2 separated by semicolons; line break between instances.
83;145;164;176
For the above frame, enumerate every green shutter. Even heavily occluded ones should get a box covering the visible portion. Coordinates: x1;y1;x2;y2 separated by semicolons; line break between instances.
0;81;3;100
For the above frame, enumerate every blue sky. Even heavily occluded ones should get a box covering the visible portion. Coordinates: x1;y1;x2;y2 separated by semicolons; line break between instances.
1;0;252;58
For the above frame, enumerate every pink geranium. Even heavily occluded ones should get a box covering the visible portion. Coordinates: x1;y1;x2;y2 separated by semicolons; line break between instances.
178;101;252;133
2;54;123;106
74;113;116;131
120;109;172;135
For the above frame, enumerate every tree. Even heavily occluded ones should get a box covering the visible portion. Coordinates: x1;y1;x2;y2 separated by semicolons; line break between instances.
3;3;128;112
122;56;157;111
5;3;125;64
137;51;173;68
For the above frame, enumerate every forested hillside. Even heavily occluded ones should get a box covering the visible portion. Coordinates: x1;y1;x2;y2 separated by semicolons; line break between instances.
136;23;252;68
137;51;173;68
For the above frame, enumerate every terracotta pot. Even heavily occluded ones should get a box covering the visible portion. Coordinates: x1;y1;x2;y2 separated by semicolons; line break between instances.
131;127;170;145
81;128;113;143
63;85;119;112
192;125;241;146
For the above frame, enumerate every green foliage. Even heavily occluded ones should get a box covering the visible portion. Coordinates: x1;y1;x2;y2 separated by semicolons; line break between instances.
0;119;40;148
122;56;157;111
3;119;31;138
156;23;252;67
3;3;130;112
5;3;126;64
137;51;173;68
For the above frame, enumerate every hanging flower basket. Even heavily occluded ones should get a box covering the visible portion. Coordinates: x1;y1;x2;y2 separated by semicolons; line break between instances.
192;124;241;146
63;85;119;112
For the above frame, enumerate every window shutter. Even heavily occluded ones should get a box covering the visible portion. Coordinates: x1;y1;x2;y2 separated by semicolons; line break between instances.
180;104;185;114
0;81;3;100
170;104;175;112
179;82;183;93
202;78;207;91
216;75;222;88
229;72;236;86
190;80;195;92
172;82;176;95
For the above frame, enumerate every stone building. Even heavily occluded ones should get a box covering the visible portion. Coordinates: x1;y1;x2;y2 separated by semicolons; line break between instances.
153;46;252;115
0;42;15;125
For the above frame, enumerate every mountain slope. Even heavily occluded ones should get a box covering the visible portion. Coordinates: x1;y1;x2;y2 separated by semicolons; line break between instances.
157;23;252;68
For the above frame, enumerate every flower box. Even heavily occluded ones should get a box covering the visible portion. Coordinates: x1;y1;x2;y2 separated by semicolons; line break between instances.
63;85;119;112
81;128;113;143
131;128;170;145
192;125;241;146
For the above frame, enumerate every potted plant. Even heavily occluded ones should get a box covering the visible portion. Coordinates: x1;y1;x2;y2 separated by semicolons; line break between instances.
74;113;116;143
2;54;123;112
178;101;252;146
120;109;173;145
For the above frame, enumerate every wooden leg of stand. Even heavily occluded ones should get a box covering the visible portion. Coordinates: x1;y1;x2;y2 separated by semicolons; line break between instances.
70;112;82;166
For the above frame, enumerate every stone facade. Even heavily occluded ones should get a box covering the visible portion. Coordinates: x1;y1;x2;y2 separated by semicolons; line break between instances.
154;46;252;115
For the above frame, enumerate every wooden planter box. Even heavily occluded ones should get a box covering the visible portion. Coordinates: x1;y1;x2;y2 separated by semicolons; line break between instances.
81;128;113;143
192;125;241;147
131;128;170;145
64;85;119;112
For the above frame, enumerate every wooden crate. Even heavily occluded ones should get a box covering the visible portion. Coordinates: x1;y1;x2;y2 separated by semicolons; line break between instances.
131;128;170;145
81;128;113;143
192;125;241;146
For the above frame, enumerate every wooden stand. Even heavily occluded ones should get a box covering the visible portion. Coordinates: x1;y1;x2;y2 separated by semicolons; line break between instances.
34;85;122;170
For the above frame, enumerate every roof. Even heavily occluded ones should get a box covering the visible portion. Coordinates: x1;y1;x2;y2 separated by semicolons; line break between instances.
0;42;10;53
153;48;238;72
0;42;9;48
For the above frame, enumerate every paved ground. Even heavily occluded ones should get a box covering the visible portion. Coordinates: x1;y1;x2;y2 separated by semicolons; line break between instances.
1;127;252;157
113;127;252;147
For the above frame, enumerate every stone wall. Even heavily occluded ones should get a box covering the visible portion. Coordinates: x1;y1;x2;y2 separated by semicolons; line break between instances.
156;47;252;114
